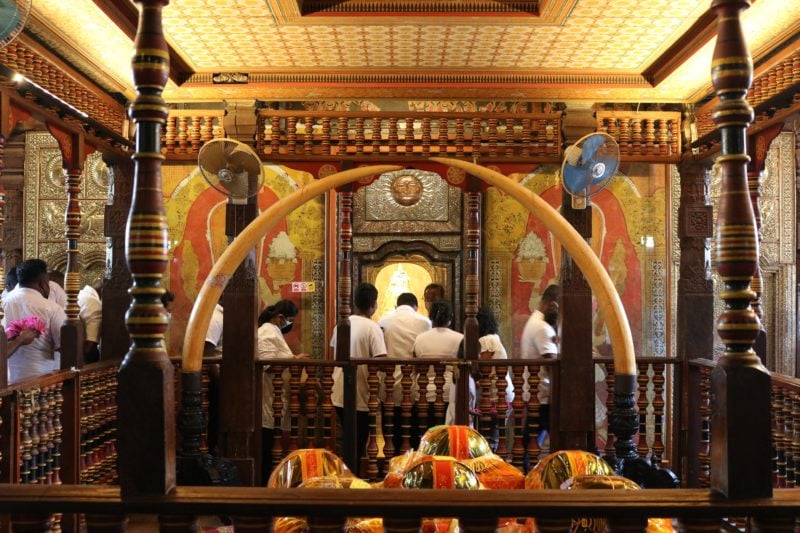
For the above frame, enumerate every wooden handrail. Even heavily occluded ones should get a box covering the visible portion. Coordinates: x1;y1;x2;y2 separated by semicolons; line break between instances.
0;485;796;519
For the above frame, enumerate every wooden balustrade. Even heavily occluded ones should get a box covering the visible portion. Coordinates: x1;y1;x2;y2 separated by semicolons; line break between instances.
687;359;800;491
596;111;681;162
0;485;797;532
254;111;563;161
161;110;226;156
693;48;800;155
0;42;126;134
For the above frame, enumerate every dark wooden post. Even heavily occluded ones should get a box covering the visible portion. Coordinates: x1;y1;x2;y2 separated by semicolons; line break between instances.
117;0;176;497
709;0;772;499
102;157;133;360
336;188;356;470
458;188;481;426
675;156;714;479
557;187;594;451
47;125;87;370
219;194;259;485
0;128;8;388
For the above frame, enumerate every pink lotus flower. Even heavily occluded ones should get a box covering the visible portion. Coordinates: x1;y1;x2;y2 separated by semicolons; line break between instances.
5;316;47;340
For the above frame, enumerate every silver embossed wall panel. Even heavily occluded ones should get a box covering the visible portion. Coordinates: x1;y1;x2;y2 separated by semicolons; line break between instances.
24;132;109;287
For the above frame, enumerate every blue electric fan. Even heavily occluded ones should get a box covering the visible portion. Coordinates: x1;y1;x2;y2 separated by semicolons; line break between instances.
561;132;620;209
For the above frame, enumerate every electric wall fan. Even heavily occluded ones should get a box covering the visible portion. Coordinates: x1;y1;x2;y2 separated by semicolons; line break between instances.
0;0;30;50
198;138;264;204
561;132;620;209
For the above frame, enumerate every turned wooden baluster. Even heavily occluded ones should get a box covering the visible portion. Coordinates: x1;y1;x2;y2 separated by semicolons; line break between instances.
287;116;297;155
288;365;301;451
433;363;446;425
631;117;642;155
400;364;413;452
773;387;786;486
527;367;542;461
495;365;508;457
788;390;799;488
511;368;525;469
651;362;666;465
271;365;285;465
471;117;481;157
321;116;331;155
366;364;379;480
603;362;616;457
404;117;414;155
388;117;398;154
487;118;498;157
176;116;188;153
383;370;396;460
117;0;175;497
438;118;448;154
304;370;318;448
371;117;381;153
337;116;348;155
304;116;314;155
421;117;431;154
416;364;429;436
478;364;493;439
322;366;335;449
520;118;531;157
709;0;772;499
354;117;364;154
698;365;712;488
270;116;281;154
636;364;650;458
455;118;465;156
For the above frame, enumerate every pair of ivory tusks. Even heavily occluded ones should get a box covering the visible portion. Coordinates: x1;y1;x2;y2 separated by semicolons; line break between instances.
181;159;635;376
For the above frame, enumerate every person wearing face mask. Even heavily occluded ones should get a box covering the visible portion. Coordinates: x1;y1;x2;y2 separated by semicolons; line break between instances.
161;290;175;319
520;283;561;458
3;259;66;382
257;299;308;481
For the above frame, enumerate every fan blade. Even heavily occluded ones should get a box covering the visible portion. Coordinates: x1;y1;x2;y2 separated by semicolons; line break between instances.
580;134;606;161
563;163;591;195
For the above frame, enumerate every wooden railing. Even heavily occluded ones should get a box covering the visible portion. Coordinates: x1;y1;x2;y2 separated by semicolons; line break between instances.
0;485;797;532
595;111;682;162
687;359;800;490
255;110;564;161
161;109;226;156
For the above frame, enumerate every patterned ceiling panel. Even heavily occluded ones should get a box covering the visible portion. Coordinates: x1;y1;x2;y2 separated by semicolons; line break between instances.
161;0;706;72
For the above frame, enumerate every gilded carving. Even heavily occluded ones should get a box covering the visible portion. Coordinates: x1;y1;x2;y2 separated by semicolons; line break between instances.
363;169;450;222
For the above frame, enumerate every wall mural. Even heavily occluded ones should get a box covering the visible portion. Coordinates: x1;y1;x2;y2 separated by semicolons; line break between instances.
484;163;669;359
162;163;326;358
23;132;109;287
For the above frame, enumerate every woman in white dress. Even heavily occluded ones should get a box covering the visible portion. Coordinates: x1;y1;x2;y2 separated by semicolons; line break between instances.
413;301;463;425
476;307;513;451
257;299;307;481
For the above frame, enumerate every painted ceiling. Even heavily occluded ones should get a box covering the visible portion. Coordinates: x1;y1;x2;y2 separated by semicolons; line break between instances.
27;0;800;103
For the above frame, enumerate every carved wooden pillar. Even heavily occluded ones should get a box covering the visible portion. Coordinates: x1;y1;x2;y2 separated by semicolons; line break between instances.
0;126;7;388
458;188;481;426
557;187;594;452
709;0;772;499
102;157;133;360
675;156;714;476
336;188;356;471
117;0;176;497
747;123;784;364
796;124;800;379
219;195;259;485
47;125;87;370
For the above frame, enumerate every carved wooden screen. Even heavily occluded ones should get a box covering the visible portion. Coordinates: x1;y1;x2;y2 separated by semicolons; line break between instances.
23;132;109;286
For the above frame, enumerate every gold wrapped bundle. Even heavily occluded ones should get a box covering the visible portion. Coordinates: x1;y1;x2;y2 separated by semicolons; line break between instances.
564;475;675;533
463;453;524;490
344;517;384;533
525;450;614;490
383;450;425;488
401;455;482;489
418;425;492;461
268;449;351;488
273;517;309;533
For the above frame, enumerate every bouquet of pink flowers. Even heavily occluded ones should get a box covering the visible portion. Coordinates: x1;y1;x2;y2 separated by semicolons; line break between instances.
5;316;47;340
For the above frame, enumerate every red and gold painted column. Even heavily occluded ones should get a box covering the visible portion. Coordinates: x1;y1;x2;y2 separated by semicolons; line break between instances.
117;0;176;497
458;189;481;426
709;0;772;499
336;188;356;470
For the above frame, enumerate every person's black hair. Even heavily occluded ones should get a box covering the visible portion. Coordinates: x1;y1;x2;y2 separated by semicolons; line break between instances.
429;301;453;328
396;292;418;308
258;299;299;326
541;283;561;304
16;259;48;287
476;307;498;337
354;282;378;313
5;266;18;291
424;283;445;300
161;290;176;307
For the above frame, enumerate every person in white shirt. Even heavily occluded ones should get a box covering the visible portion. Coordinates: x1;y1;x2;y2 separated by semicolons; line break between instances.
476;306;513;451
378;292;431;450
413;301;463;425
4;259;66;383
519;283;560;450
47;270;67;309
77;283;103;363
330;282;387;466
257;299;307;480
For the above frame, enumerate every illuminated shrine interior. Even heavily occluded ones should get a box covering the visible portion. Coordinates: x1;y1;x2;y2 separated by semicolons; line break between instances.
0;0;799;528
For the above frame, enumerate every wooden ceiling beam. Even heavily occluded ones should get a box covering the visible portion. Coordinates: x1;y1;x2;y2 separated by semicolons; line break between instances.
91;0;195;85
643;8;717;87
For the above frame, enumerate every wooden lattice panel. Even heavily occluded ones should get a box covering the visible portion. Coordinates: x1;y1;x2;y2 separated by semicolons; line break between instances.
79;367;118;484
596;111;681;162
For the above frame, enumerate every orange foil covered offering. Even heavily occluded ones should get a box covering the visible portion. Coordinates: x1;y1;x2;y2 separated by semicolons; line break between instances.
463;453;525;490
401;455;481;490
268;449;351;488
418;425;492;461
383;450;425;488
525;450;614;490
